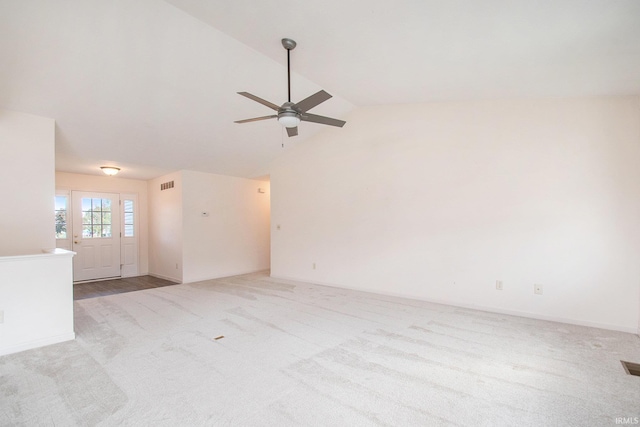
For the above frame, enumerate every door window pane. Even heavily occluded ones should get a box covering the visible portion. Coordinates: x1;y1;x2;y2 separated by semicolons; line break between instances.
82;197;116;238
55;195;68;239
123;199;134;237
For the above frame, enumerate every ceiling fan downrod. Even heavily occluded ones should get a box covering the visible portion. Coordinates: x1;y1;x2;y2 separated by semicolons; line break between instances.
282;38;297;103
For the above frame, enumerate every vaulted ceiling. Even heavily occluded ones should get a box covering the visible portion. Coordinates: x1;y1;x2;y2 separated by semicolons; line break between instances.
1;0;639;179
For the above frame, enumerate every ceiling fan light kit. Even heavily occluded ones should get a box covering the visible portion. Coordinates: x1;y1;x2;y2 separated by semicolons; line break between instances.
235;38;345;137
277;110;301;128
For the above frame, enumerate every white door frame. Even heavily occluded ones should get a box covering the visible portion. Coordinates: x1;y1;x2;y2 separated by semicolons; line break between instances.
56;189;141;282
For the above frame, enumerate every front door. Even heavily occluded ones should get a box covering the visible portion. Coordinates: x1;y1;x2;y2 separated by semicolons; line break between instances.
71;191;121;282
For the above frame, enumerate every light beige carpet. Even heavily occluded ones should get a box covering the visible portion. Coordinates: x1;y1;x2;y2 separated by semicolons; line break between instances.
1;271;639;426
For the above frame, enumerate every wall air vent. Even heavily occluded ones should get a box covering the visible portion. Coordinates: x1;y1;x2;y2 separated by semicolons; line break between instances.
160;181;174;191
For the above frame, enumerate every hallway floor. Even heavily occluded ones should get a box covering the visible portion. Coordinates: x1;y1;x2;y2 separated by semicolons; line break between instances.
73;275;178;300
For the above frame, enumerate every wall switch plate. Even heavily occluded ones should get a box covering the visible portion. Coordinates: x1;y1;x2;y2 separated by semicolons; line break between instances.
534;284;543;295
496;280;503;290
312;263;316;270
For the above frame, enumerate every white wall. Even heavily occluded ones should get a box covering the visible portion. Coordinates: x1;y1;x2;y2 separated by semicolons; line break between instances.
0;109;74;355
56;172;150;275
181;170;270;283
0;109;55;256
147;170;270;283
0;250;75;356
270;96;640;333
148;171;183;282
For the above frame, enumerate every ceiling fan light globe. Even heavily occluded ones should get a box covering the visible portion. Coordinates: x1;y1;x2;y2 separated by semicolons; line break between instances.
278;115;300;128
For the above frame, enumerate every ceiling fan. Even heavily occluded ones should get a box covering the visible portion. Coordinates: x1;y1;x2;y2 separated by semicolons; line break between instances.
234;38;346;137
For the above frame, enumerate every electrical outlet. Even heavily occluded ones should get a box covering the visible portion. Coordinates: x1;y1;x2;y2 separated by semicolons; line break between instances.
534;284;543;295
176;263;179;270
312;262;316;270
496;280;503;290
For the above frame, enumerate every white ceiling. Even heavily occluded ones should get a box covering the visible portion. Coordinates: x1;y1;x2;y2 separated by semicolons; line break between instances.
1;0;639;180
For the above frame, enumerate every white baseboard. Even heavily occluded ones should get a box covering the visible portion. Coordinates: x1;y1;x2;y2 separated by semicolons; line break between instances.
148;272;181;284
270;274;639;335
183;268;271;284
0;332;76;357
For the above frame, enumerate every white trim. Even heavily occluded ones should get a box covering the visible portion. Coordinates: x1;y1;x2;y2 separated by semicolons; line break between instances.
271;274;639;335
183;269;270;284
148;272;181;284
0;332;76;357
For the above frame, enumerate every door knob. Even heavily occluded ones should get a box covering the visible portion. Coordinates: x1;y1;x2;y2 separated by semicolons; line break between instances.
74;241;80;244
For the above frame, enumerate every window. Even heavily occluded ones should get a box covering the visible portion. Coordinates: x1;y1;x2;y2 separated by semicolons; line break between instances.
82;197;113;238
123;199;134;237
55;195;68;239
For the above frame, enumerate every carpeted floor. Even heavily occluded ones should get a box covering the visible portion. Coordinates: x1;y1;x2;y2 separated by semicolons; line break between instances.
1;271;639;426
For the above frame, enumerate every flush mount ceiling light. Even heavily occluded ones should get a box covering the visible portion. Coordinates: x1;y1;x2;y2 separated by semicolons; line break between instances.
100;166;120;176
234;38;346;137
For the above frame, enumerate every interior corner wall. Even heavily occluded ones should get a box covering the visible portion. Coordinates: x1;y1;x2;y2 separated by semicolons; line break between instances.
55;172;150;275
0;109;55;256
270;95;640;333
148;171;183;282
181;170;270;283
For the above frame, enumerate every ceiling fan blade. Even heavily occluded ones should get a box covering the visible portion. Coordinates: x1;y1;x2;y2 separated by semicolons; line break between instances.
286;126;298;137
237;92;280;111
234;115;277;124
295;90;332;112
301;113;346;128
